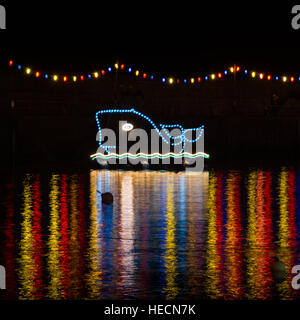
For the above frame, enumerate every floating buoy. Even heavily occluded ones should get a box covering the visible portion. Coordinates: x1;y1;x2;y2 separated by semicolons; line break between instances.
100;191;114;204
271;259;287;283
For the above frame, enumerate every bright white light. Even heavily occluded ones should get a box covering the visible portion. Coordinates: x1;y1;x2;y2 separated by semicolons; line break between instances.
122;123;134;132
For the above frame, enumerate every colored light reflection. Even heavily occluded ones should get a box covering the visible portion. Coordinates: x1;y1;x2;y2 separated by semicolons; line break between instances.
162;176;179;300
277;167;298;299
59;174;71;298
245;170;274;299
47;174;63;299
86;171;103;299
69;175;81;298
2;183;17;299
224;171;244;299
1;169;300;300
32;175;44;299
186;172;208;298
119;174;135;296
18;175;35;299
205;171;223;298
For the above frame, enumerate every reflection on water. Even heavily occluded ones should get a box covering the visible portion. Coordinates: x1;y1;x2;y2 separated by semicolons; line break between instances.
1;168;300;300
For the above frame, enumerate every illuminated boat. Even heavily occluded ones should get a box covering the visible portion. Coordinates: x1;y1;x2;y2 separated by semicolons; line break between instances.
90;108;209;171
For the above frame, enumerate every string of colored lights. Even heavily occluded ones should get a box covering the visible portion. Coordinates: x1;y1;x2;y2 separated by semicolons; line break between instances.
8;59;300;85
90;151;210;160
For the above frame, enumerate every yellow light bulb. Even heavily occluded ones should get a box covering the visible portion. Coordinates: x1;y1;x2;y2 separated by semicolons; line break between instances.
283;76;287;82
94;72;99;78
115;63;119;69
53;75;58;81
26;68;31;75
211;74;215;80
251;71;256;78
135;70;139;76
73;76;77;82
230;67;234;73
169;78;174;84
190;78;195;84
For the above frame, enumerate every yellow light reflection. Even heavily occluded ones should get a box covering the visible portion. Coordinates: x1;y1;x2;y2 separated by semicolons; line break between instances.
278;168;289;247
86;170;103;299
245;170;258;299
47;174;63;299
162;175;179;300
247;171;258;247
205;171;223;298
69;175;81;298
277;167;293;299
18;175;35;299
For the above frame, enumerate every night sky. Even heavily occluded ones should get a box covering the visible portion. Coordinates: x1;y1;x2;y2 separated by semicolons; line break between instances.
2;2;300;75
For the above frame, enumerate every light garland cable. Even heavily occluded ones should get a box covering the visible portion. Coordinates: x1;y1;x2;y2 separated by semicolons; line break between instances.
10;59;299;85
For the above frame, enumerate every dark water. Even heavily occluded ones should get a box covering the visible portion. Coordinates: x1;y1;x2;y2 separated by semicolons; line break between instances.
1;168;300;300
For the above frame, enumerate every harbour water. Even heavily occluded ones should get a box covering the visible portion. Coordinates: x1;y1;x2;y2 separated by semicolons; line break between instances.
1;168;300;300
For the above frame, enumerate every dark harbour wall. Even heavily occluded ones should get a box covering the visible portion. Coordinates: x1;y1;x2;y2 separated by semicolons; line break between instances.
1;69;300;169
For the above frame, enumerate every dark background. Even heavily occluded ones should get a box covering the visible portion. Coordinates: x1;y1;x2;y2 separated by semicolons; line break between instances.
1;2;300;74
1;3;300;313
1;2;300;169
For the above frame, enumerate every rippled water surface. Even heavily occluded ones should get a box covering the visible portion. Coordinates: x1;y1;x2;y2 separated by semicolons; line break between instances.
1;169;300;300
